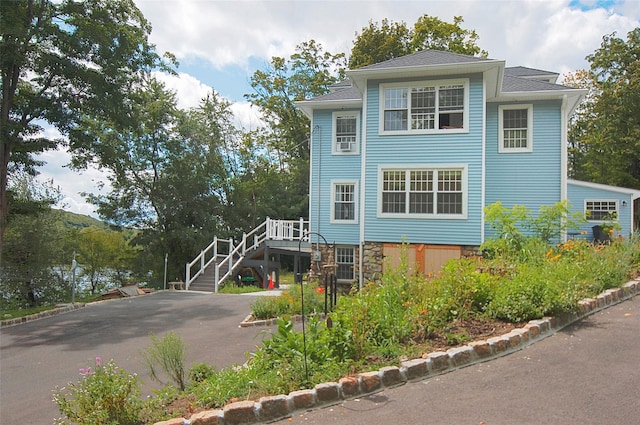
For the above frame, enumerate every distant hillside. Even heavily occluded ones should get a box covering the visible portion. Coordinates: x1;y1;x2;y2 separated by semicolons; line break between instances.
51;209;110;230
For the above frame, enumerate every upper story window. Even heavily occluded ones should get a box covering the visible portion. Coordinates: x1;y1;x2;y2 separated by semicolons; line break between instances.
585;200;618;221
332;111;360;154
499;104;533;153
380;79;468;135
331;181;358;223
379;166;466;218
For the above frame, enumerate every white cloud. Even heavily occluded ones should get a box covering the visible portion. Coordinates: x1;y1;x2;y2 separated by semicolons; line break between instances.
153;71;212;109
36;148;111;218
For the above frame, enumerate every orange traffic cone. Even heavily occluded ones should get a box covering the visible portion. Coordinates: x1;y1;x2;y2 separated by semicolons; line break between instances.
268;276;274;290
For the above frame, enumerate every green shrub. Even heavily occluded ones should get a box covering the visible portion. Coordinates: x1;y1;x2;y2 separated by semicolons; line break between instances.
53;358;141;425
250;283;326;319
189;362;217;384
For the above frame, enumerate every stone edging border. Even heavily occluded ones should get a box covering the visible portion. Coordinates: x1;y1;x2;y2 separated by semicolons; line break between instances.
0;303;86;328
156;278;640;425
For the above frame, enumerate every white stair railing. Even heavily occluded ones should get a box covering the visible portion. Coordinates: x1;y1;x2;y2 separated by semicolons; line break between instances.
185;218;310;291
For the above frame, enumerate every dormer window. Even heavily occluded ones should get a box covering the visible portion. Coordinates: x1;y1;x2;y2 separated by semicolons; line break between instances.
332;111;360;154
380;79;468;135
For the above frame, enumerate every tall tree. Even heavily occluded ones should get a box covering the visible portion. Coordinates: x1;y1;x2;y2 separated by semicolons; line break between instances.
0;0;171;265
348;18;411;69
349;14;487;69
71;78;236;283
246;40;346;219
568;28;640;189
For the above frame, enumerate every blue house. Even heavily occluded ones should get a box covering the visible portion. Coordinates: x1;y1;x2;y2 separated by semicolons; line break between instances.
296;50;640;288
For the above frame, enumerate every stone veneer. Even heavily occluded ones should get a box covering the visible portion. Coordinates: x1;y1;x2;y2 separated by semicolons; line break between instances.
155;278;640;425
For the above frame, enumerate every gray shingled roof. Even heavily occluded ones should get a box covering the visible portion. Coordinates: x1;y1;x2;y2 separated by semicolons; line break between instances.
301;51;580;103
354;49;494;70
305;86;362;102
504;66;559;78
502;75;576;92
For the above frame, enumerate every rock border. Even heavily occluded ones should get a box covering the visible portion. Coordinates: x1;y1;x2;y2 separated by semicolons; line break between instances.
156;279;640;425
0;303;86;328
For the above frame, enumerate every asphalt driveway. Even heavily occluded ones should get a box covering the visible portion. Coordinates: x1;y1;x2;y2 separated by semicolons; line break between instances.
0;291;271;425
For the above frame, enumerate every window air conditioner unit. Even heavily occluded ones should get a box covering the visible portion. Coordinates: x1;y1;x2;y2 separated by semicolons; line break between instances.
338;141;353;152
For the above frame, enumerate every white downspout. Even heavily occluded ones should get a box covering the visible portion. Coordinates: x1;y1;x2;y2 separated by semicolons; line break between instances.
359;86;368;292
481;76;487;245
561;94;569;241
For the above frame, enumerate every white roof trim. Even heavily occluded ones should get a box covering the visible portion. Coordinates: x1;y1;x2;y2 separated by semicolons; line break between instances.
568;179;640;200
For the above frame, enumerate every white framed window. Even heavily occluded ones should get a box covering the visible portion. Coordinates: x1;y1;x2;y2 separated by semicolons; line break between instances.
499;104;533;153
335;246;355;281
585;200;618;221
378;166;467;218
331;181;358;223
379;79;468;135
332;111;360;154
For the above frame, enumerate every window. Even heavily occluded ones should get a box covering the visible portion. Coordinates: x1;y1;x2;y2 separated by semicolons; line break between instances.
332;181;357;222
499;104;533;153
380;167;466;217
381;80;468;134
333;111;360;154
585;200;618;221
335;246;355;280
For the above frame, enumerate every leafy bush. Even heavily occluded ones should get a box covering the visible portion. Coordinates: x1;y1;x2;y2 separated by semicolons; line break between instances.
250;282;327;319
54;358;142;425
189;362;217;384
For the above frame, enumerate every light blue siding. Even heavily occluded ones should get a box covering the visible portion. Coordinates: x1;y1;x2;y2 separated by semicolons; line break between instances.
309;110;361;244
567;182;635;239
362;74;485;245
485;100;563;238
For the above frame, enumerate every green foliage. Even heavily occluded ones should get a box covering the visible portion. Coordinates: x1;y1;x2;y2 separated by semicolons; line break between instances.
482;201;530;258
188;362;217;384
482;201;586;260
349;14;487;69
250;283;326;319
568;27;640;190
141;332;187;391
53;358;142;425
0;0;172;263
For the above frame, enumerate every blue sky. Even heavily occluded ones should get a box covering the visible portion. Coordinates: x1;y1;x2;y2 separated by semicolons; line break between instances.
36;0;640;217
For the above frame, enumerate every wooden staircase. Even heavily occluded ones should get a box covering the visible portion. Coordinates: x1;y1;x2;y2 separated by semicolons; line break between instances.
185;218;310;292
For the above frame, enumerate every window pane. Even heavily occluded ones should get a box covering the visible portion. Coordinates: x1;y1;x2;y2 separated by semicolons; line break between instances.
383;193;405;213
336;115;357;146
410;193;434;213
586;201;617;220
385;88;408;109
334;184;355;220
384;110;407;131
336;247;354;280
437;193;463;214
383;171;405;191
437;170;463;215
503;109;528;149
411;87;435;130
439;85;464;111
437;170;462;191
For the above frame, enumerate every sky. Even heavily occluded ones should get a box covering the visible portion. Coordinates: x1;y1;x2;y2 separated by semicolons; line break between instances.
36;0;640;218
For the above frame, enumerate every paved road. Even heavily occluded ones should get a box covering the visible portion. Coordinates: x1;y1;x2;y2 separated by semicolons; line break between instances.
0;291;271;425
275;297;640;425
